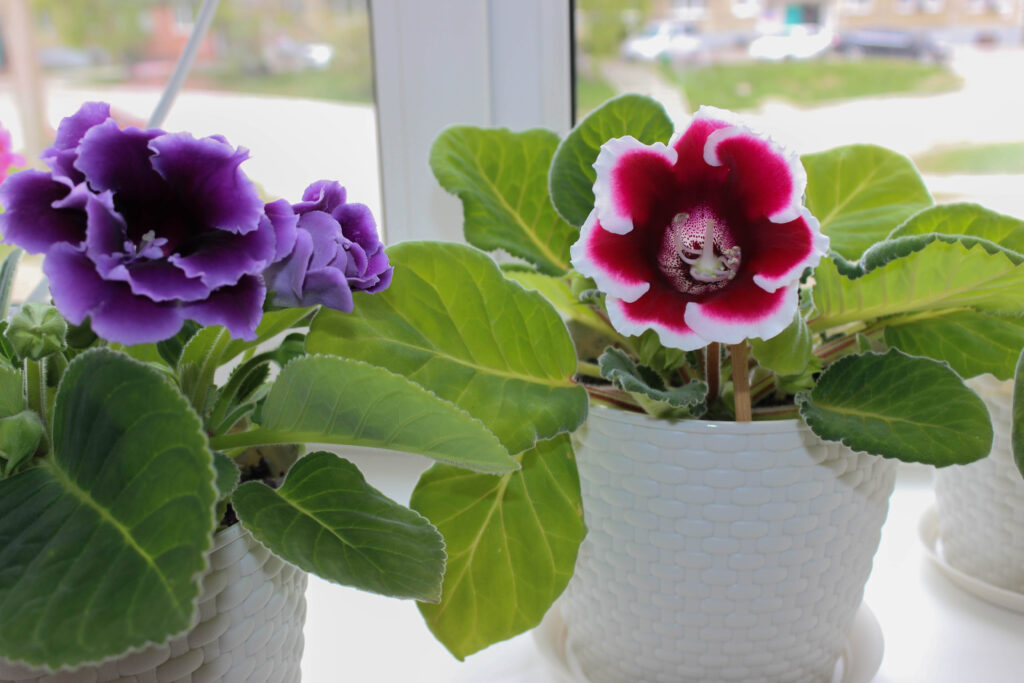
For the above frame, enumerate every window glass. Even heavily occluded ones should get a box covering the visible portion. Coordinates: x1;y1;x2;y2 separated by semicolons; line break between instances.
574;0;1024;218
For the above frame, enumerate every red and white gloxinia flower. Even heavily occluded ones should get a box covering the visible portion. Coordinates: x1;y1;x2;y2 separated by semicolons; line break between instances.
570;106;829;350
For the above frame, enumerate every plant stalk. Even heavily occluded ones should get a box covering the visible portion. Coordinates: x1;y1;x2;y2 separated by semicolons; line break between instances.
23;357;45;426
729;343;752;422
705;342;720;403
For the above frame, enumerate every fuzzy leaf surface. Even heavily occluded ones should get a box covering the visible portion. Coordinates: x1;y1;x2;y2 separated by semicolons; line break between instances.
750;313;815;377
307;242;587;456
235;354;516;474
412;435;584;659
235;451;445;601
599;346;707;419
888;202;1024;256
803;145;932;260
431;127;575;275
0;349;216;668
549;94;674;228
1013;348;1024;477
797;349;993;465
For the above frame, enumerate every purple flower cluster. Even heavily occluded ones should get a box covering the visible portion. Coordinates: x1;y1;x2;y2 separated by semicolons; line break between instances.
0;103;391;345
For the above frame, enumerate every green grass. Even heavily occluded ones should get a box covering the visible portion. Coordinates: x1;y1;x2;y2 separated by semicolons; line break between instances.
913;142;1024;175
662;58;960;111
576;71;618;120
191;67;373;104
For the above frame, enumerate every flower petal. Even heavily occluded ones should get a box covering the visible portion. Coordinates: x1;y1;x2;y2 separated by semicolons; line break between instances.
79;189;127;264
184;275;265;340
606;280;706;351
684;275;798;345
749;208;830;293
302;268;355;313
74;119;163;199
43;242;109;325
148;132;263;235
115;261;211;303
295;180;346;215
169;219;276;289
0;171;85;253
593;136;677;235
669;106;736;187
298;211;344;270
703;124;806;224
40;101;111;184
569;211;651;303
265;199;298;262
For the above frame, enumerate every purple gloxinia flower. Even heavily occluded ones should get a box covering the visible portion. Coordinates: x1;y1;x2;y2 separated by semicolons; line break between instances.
0;102;280;344
264;180;392;312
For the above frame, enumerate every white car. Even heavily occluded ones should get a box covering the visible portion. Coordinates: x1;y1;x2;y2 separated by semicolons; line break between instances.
748;25;834;61
621;21;702;62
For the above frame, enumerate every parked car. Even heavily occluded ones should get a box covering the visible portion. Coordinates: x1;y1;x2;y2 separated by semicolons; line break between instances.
621;21;703;62
834;29;949;62
748;24;834;61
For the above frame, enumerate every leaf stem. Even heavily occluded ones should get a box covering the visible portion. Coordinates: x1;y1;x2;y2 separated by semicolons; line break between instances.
23;357;45;426
729;343;752;422
705;342;720;402
577;360;603;380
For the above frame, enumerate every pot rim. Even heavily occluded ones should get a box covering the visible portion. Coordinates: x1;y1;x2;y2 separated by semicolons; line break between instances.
587;402;808;435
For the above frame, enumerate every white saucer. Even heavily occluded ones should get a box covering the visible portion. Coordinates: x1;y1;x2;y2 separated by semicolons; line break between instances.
533;602;884;683
918;506;1024;613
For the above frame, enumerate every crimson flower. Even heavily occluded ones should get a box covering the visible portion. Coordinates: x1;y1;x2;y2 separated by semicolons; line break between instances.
570;107;829;350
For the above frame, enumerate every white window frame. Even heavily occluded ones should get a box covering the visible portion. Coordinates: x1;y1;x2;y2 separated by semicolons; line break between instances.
368;0;572;244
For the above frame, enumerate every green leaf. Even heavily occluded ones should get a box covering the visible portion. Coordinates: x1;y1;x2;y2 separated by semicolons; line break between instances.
156;320;201;367
549;94;674;228
211;355;516;474
888;203;1024;257
884;310;1024;381
212;451;240;499
307;242;588;456
412;434;585;659
803;144;932;260
861;233;1022;271
797;349;993;465
503;269;610;334
811;241;1024;331
0;248;22;321
222;307;315;362
178;326;233;415
0;365;23;417
234;451;444;601
750;313;816;377
1013;348;1023;478
0;349;216;668
598;346;707;419
0;410;43;475
431;126;575;275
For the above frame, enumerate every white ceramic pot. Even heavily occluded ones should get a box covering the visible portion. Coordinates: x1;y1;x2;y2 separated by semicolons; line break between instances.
0;524;307;683
561;405;897;683
934;375;1023;593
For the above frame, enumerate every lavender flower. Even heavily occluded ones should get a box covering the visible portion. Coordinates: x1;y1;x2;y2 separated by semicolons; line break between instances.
0;103;279;344
264;180;392;312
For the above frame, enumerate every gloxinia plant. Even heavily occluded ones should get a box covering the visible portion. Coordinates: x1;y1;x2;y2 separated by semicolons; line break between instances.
385;93;1023;658
0;104;587;672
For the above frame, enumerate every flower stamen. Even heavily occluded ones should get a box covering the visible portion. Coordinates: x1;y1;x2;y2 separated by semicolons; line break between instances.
675;214;741;283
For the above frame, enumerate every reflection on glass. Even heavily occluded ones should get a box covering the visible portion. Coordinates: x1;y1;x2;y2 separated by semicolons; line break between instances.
574;0;1024;218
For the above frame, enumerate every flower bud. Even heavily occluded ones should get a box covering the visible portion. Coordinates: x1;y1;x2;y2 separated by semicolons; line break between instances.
4;303;68;361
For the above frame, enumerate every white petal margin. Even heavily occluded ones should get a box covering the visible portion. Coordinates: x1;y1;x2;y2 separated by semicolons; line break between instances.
592;136;677;236
569;211;651;303
752;207;831;293
703;125;807;225
684;281;800;346
666;105;745;149
606;297;707;352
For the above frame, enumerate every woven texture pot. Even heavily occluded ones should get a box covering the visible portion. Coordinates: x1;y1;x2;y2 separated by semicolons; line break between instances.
561;405;897;683
934;375;1023;593
0;524;307;683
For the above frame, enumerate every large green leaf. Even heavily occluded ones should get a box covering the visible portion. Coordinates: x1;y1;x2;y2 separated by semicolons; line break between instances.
888;202;1024;256
1013;348;1023;478
307;242;587;456
235;451;445;601
210;354;516;474
549;94;674;228
803;145;932;260
797;349;993;465
412;434;585;659
810;241;1024;331
431;126;575;275
503;269;611;334
750;312;816;377
884;310;1024;381
0;349;216;668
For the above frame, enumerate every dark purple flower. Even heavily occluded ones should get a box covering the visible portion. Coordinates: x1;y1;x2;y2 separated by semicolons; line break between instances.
264;180;392;312
0;102;282;345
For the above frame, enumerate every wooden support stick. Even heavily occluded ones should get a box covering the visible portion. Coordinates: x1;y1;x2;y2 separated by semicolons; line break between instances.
729;343;752;422
704;342;720;403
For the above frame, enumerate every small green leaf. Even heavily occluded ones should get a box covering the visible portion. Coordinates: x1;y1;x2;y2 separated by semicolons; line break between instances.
156;320;200;367
811;241;1024;331
0;365;23;417
178;326;233;415
888;203;1024;257
431;127;576;275
884;310;1024;381
235;451;445;601
212;355;517;474
797;349;993;465
1013;348;1023;478
549;94;674;228
0;349;216;668
222;307;315;362
803;145;932;260
0;248;22;321
212;451;240;499
750;313;815;376
307;242;588;456
0;410;43;475
599;346;707;419
412;435;585;659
